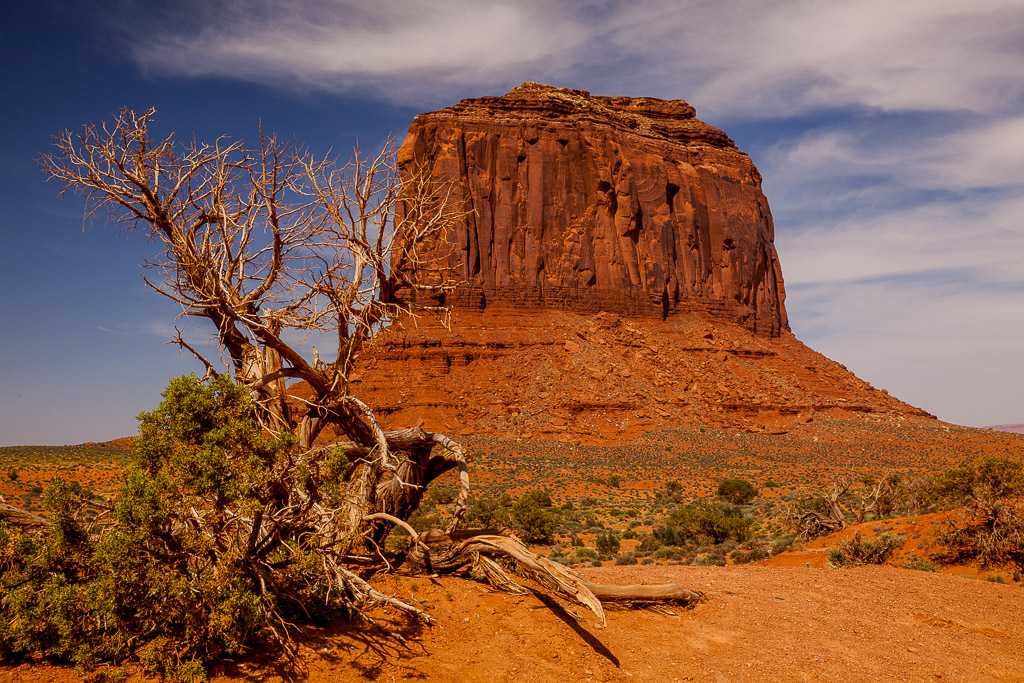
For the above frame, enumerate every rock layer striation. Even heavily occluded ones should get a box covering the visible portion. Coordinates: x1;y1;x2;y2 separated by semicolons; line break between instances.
397;83;788;336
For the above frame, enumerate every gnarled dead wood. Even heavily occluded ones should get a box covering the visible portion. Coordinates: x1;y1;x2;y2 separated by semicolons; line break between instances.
581;580;703;604
33;107;707;670
408;530;703;625
0;503;49;532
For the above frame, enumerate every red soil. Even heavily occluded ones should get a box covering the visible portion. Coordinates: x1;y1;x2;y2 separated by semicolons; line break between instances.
5;565;1022;682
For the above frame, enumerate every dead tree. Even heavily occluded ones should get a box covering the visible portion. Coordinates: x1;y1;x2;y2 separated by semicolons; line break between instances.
853;472;899;524
785;472;900;538
20;108;699;657
784;477;853;538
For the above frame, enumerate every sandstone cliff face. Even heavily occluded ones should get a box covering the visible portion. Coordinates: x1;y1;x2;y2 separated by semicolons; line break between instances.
397;83;788;336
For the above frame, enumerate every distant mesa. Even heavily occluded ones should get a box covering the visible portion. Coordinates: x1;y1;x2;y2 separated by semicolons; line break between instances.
984;424;1024;434
396;82;788;337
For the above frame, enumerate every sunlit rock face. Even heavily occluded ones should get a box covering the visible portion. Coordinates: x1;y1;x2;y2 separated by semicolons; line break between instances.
396;82;788;337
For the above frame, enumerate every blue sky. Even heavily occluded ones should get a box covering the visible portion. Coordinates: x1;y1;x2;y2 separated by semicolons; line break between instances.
1;0;1022;445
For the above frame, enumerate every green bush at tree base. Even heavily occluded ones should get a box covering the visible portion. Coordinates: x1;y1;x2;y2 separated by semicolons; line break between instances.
0;376;311;679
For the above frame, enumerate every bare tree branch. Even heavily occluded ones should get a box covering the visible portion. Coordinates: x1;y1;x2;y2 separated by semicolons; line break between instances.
28;108;703;666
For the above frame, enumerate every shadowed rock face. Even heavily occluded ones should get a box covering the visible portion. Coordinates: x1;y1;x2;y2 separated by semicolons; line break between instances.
397;82;788;336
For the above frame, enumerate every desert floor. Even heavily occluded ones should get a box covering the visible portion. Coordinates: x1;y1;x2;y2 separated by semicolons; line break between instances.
4;564;1022;682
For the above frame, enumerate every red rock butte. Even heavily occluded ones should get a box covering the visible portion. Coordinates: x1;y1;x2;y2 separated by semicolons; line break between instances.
341;84;937;439
396;82;787;337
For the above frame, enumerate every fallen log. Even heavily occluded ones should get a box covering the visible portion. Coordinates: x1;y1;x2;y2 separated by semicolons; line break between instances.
581;580;703;604
412;529;704;622
0;503;49;532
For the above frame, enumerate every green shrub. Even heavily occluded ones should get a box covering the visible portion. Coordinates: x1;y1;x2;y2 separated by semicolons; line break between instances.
637;533;661;553
427;484;458;506
464;493;514;528
658;480;685;504
511;490;560;544
730;542;773;564
827;532;905;568
652;546;686;561
0;375;296;676
693;552;726;566
653;499;754;547
614;554;638;566
716;479;758;505
595;530;620;556
933;457;1024;570
406;507;443;534
902;558;939;572
771;534;798;555
589;475;622;488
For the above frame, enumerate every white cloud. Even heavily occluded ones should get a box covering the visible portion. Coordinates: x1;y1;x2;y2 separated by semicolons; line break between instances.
788;277;1024;426
767;114;1024;192
598;0;1024;118
931;117;1024;190
127;0;592;100
761;111;1024;293
777;196;1024;286
116;0;1024;116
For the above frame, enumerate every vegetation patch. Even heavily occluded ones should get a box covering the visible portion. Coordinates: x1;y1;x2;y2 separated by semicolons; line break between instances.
827;532;905;568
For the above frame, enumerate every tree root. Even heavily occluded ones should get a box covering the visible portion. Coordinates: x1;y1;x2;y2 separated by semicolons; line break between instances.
407;529;703;627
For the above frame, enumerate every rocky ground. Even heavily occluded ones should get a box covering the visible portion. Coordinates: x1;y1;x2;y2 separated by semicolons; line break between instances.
4;563;1022;682
348;308;933;443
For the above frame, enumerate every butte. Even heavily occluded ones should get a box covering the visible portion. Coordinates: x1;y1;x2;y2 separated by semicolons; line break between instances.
351;83;933;442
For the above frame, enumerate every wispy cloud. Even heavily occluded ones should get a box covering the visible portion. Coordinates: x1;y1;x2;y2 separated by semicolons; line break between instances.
95;319;211;345
124;0;593;101
789;276;1024;426
604;0;1024;118
776;194;1024;287
118;0;1024;116
771;115;1024;193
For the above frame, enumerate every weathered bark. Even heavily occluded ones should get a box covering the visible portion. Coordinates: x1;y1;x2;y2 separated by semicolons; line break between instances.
406;530;704;625
785;476;854;538
581;581;704;604
0;502;49;532
32;107;708;663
